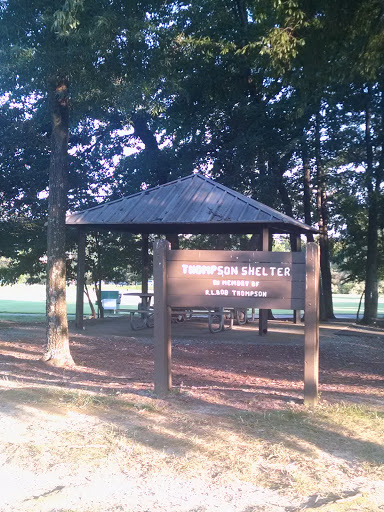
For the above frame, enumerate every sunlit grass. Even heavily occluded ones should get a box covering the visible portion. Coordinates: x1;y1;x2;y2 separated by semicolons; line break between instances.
0;385;383;505
0;285;382;318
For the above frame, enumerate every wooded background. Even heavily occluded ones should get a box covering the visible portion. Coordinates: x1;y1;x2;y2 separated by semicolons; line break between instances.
0;0;383;361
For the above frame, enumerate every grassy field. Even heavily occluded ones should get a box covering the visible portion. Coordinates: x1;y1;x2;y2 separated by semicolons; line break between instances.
0;284;136;321
0;285;382;322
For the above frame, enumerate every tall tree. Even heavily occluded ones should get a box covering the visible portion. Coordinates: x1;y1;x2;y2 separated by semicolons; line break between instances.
314;109;335;319
0;0;161;364
44;76;73;365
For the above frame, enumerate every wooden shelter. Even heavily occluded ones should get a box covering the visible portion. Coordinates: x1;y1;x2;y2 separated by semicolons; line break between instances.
66;173;317;329
66;173;316;235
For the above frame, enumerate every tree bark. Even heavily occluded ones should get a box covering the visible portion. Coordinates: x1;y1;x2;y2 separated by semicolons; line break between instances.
315;110;335;320
131;112;169;185
363;84;379;323
166;234;180;249
273;151;296;248
302;135;314;242
75;230;86;330
277;177;297;249
43;77;74;367
96;234;104;318
84;283;97;319
248;233;258;250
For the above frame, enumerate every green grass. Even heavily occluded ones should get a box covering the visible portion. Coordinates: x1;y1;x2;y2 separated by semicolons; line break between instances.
0;299;92;315
0;286;382;321
272;293;384;317
0;284;139;321
332;293;380;316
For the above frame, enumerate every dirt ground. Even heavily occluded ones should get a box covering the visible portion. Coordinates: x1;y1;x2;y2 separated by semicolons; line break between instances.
0;316;383;410
0;316;383;512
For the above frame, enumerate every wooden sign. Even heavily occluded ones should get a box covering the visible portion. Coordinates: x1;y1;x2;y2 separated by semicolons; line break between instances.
167;250;306;309
154;241;320;407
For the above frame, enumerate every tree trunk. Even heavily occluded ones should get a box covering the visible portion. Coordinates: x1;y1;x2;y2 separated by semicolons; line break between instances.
315;110;335;320
363;85;379;323
364;199;379;323
166;234;179;249
277;177;297;249
248;234;258;250
302;136;314;242
96;282;105;318
274;151;296;248
43;77;74;367
131;112;169;185
84;283;97;319
94;233;104;318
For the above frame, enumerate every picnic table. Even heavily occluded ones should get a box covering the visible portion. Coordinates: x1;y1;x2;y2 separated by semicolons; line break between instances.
119;292;154;330
120;292;154;309
121;290;255;332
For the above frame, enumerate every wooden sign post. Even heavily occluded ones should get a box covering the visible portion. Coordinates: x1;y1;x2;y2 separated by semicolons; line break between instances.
154;240;320;405
154;240;172;396
304;243;320;406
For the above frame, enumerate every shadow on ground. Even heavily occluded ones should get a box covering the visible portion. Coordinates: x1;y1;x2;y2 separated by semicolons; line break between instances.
0;317;382;414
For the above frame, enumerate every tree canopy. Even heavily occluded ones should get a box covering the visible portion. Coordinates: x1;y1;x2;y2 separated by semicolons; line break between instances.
0;0;382;362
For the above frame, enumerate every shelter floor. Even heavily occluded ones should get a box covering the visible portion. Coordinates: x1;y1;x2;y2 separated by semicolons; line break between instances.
72;315;365;346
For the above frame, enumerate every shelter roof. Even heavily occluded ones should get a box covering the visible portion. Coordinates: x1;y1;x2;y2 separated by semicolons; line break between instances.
66;174;317;235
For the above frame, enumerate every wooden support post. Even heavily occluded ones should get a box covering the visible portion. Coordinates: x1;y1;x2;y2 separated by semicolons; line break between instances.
293;309;302;324
75;230;86;330
293;234;302;324
259;227;270;336
142;234;149;295
304;242;320;406
153;240;172;396
259;309;268;335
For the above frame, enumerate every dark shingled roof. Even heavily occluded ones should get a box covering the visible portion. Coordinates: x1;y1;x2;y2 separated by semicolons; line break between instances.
66;173;317;235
